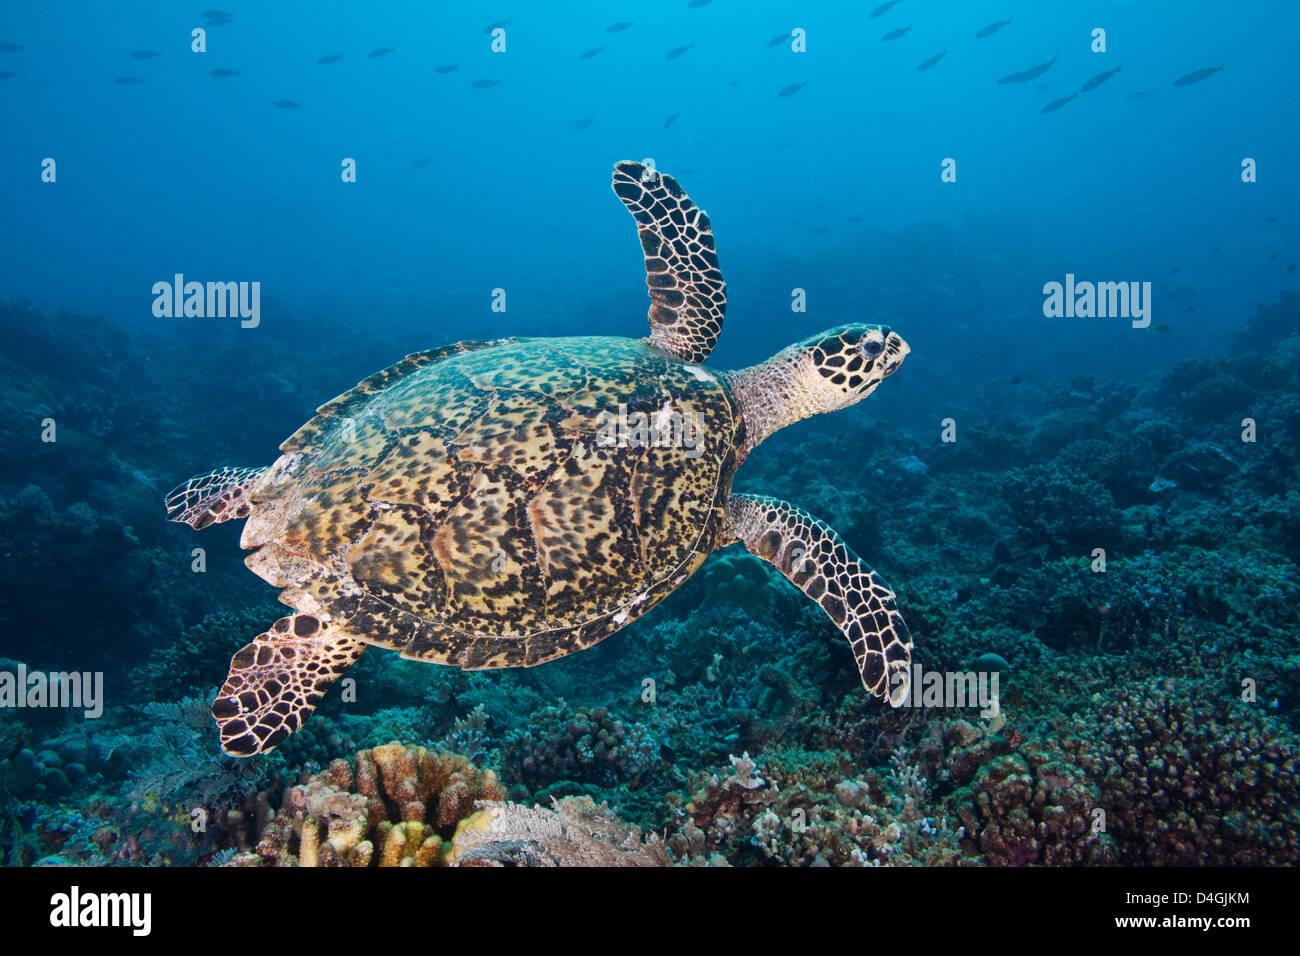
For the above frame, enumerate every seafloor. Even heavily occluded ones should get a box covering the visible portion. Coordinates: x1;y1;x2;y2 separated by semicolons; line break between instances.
1;293;1297;866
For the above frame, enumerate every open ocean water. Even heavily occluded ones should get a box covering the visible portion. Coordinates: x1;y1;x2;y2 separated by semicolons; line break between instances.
0;0;1296;920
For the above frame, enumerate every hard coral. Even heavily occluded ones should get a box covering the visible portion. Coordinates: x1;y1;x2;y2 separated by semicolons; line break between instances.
1066;679;1300;865
239;741;503;866
448;796;667;867
502;702;658;792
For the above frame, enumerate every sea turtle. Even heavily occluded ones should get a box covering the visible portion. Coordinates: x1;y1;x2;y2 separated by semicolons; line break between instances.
166;161;913;756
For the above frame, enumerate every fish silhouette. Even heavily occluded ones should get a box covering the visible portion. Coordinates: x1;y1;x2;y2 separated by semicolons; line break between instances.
1174;61;1226;86
1080;65;1122;92
976;19;1012;39
916;50;946;71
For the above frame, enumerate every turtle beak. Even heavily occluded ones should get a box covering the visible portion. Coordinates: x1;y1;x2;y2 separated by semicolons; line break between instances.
882;331;909;377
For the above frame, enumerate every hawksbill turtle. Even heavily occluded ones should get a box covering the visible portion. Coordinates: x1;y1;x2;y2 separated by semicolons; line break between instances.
166;161;913;756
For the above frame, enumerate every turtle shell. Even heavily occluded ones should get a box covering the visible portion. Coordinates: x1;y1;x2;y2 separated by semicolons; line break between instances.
237;336;741;669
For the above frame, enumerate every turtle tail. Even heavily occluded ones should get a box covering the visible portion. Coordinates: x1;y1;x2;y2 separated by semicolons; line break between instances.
165;465;268;529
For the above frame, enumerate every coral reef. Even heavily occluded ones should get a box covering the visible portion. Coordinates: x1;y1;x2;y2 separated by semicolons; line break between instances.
3;291;1300;867
1064;679;1300;865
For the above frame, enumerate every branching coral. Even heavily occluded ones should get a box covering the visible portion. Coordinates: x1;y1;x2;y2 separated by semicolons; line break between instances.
239;741;504;867
502;703;659;792
1063;679;1300;865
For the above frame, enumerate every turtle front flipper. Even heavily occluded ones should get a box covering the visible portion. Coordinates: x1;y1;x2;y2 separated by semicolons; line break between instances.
164;465;268;529
213;614;366;756
723;494;912;706
611;160;726;363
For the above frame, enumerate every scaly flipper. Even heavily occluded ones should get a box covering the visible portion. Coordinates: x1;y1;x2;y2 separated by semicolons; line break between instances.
164;465;268;529
213;613;367;756
611;160;726;363
723;494;912;705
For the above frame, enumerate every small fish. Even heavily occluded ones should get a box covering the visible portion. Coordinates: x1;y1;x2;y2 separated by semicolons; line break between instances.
1041;93;1076;113
1008;376;1022;385
201;9;231;17
663;111;679;129
470;78;500;88
317;54;343;64
409;157;433;169
659;743;676;762
687;0;711;6
1079;65;1121;92
606;21;633;33
0;70;15;78
209;68;239;77
369;47;394;58
572;117;594;130
975;18;1012;39
1021;55;1059;81
870;1;900;17
997;54;1057;84
916;50;946;71
766;32;789;48
1266;216;1277;222
778;81;807;97
204;13;231;25
0;42;24;52
482;19;510;33
113;75;141;84
1152;323;1172;333
882;26;911;41
433;64;458;73
1289;263;1298;274
272;99;300;108
579;46;603;59
666;44;693;59
130;50;161;60
1174;61;1226;87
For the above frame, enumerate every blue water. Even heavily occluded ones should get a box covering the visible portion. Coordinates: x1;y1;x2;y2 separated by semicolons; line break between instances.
3;0;1295;380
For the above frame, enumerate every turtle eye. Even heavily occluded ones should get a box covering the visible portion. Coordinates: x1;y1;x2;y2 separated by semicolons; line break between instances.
859;336;885;359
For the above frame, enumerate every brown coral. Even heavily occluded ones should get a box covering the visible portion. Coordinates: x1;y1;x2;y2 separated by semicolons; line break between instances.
234;741;503;866
1063;679;1300;865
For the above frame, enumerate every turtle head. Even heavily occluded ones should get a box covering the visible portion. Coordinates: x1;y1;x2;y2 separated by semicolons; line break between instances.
726;324;909;463
800;324;909;410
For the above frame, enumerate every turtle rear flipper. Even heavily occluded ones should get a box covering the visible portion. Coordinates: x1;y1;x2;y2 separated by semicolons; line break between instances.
213;613;366;756
723;494;912;705
165;465;268;529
